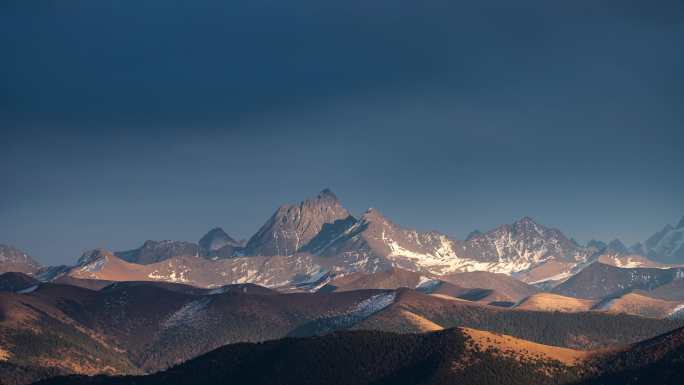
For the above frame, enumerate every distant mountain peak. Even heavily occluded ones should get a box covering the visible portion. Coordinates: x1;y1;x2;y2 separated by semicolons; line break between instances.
199;227;239;252
0;244;42;274
244;189;351;256
115;240;199;264
317;188;338;201
77;249;113;265
465;230;482;241
644;217;684;263
511;216;546;232
607;239;628;254
516;216;537;225
587;239;607;251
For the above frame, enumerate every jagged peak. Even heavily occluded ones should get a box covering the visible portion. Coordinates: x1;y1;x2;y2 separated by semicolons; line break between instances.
200;227;234;241
465;230;482;241
199;227;239;251
274;189;344;213
517;216;537;224
513;216;543;228
77;248;113;265
317;188;338;201
299;188;340;205
587;239;607;250
677;215;684;229
607;238;628;253
205;227;227;235
509;216;549;235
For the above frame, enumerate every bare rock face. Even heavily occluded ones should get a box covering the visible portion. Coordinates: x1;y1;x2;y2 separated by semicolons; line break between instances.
116;240;200;264
552;262;684;299
198;227;243;258
463;217;591;266
645;216;684;264
0;244;41;274
199;227;240;252
244;189;352;256
77;248;115;266
311;212;594;282
313;208;466;276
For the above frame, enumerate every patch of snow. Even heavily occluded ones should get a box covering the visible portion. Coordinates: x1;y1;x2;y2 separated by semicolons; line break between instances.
163;297;211;329
308;275;332;291
347;291;396;318
296;269;329;285
668;303;684;320
528;271;574;285
416;276;441;291
147;262;190;283
17;285;38;294
207;286;228;295
80;257;107;274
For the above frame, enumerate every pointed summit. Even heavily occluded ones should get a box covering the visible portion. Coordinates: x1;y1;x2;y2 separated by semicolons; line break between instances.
516;216;537;225
245;189;351;256
0;244;42;275
317;188;338;201
587;239;607;251
644;217;684;263
199;227;239;252
511;216;546;235
465;230;482;241
77;249;114;266
607;239;628;254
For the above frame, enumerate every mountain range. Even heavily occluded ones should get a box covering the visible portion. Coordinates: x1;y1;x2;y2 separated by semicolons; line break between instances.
2;189;684;384
7;189;681;289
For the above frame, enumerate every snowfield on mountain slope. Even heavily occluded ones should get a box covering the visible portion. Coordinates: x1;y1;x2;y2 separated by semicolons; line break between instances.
348;292;396;318
163;298;212;329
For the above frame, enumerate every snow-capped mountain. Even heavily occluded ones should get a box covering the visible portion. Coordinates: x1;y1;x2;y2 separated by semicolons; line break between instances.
309;207;465;275
307;209;594;282
645;216;684;264
245;189;353;256
13;189;675;290
0;244;41;274
462;217;593;274
77;248;113;266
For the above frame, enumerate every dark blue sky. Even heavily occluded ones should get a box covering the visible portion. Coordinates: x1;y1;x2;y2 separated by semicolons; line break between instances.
2;1;683;264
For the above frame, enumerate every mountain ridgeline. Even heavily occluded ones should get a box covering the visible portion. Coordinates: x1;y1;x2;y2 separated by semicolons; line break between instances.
3;190;682;291
1;190;684;385
34;326;684;385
